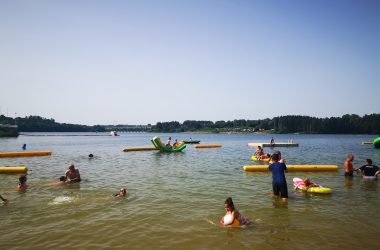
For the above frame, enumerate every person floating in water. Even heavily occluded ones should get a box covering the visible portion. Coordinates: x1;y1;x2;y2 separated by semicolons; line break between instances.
220;197;250;226
113;187;127;198
17;175;28;191
64;164;81;183
359;159;380;177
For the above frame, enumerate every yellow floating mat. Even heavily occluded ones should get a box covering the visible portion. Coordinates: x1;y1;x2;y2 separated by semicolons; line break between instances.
194;144;222;149
243;165;338;172
0;151;52;158
0;166;28;174
123;147;159;152
362;141;373;145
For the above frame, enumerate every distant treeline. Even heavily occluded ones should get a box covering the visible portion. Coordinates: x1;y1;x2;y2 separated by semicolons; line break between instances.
1;114;379;134
151;114;380;134
0;115;106;132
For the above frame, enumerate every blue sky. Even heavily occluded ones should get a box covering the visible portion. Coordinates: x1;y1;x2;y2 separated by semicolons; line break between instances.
0;0;379;125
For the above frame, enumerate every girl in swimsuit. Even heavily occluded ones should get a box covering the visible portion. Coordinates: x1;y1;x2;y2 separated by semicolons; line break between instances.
220;197;250;226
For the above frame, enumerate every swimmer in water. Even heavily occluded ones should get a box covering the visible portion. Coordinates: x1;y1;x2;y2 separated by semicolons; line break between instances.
17;175;28;191
113;187;127;198
220;197;250;226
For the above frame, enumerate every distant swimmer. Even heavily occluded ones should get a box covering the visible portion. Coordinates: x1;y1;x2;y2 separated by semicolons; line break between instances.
17;175;28;191
88;154;94;159
22;144;26;150
113;187;127;198
220;197;250;226
64;164;81;183
46;176;67;186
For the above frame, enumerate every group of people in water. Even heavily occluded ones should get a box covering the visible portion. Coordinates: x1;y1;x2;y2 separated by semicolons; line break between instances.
1;159;127;203
165;137;179;148
344;154;380;177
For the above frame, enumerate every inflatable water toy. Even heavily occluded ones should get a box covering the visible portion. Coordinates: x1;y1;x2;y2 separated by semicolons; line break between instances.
123;147;159;152
194;144;222;149
248;142;298;147
293;177;332;194
0;151;52;158
243;165;338;172
251;155;270;162
373;137;380;148
151;136;186;152
221;214;240;227
183;140;200;144
0;166;28;174
362;141;373;145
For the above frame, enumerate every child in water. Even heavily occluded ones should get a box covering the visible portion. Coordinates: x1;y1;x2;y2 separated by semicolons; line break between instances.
303;178;316;190
220;197;250;226
113;187;127;198
17;176;28;191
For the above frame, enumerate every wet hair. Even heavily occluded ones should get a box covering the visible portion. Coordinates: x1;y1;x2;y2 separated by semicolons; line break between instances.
59;176;66;182
88;154;93;158
224;197;235;211
271;153;280;162
273;150;282;158
366;159;372;165
169;137;172;140
19;175;27;184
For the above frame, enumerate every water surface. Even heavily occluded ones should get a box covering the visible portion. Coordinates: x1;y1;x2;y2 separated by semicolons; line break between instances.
1;133;379;249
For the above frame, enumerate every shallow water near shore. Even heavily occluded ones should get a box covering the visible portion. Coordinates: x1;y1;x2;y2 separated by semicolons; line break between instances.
1;133;379;249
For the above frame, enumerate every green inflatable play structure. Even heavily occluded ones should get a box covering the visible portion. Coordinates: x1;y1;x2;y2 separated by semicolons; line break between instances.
151;136;186;152
373;137;380;148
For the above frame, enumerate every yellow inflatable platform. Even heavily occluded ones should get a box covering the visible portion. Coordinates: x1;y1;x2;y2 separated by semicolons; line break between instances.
123;147;159;152
0;151;52;158
243;165;338;172
194;144;222;149
251;155;270;162
0;166;28;174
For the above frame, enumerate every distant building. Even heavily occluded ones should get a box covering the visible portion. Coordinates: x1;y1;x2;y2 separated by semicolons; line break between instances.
0;124;19;137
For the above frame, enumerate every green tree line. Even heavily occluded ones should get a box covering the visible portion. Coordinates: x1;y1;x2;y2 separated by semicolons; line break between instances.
0;115;106;132
150;114;380;134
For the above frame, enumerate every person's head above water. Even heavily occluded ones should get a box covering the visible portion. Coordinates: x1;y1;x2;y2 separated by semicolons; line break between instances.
68;164;75;170
365;159;372;165
59;176;67;182
19;175;27;184
119;187;127;196
88;154;93;158
224;197;235;211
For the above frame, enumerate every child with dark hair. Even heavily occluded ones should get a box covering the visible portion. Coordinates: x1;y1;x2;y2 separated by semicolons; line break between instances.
114;187;127;198
268;153;288;202
220;197;250;226
17;175;28;191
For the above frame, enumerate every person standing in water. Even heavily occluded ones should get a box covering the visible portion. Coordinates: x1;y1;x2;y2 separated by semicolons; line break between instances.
344;154;357;177
268;153;288;202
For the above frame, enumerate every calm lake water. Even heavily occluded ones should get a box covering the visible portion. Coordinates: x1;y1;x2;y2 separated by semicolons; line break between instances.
1;133;379;250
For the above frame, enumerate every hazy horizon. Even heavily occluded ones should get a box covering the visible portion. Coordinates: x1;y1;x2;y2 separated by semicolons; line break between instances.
1;1;379;125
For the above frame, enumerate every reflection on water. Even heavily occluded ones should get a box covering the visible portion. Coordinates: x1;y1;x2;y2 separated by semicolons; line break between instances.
1;133;380;249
